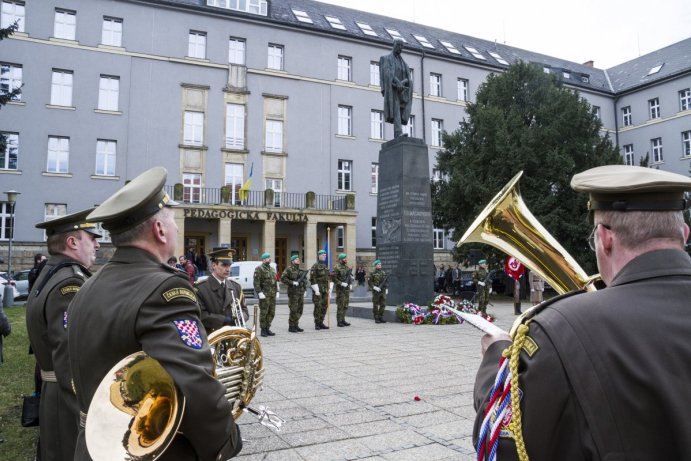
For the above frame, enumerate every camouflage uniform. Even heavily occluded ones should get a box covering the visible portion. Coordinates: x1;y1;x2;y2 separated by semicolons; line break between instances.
253;262;277;330
368;267;387;321
333;261;352;325
473;268;490;314
309;259;330;327
280;262;306;329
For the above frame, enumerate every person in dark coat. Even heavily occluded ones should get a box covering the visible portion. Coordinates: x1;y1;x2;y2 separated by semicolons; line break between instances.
473;165;691;461
68;167;242;461
25;209;101;461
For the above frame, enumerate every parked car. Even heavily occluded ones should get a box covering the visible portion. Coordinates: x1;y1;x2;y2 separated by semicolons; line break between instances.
1;272;21;304
12;269;31;300
197;261;278;298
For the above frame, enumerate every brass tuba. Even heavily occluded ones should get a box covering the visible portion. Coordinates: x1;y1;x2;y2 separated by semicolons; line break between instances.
85;309;267;460
458;171;599;295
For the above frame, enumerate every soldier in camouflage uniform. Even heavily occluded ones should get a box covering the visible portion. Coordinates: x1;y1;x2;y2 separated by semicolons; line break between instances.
472;259;490;315
254;252;277;337
333;253;352;327
280;254;306;332
309;250;330;330
368;259;388;323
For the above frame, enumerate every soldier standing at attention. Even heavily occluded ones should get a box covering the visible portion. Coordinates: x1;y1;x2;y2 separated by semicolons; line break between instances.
68;167;242;461
473;259;490;315
195;248;248;333
309;250;330;330
280;255;306;333
368;259;388;324
254;252;277;337
333;253;352;327
25;209;101;461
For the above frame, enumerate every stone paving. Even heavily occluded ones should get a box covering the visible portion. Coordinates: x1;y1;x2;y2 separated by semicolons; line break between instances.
235;298;521;460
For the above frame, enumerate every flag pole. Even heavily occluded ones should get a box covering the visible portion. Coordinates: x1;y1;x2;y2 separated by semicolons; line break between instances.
326;226;331;328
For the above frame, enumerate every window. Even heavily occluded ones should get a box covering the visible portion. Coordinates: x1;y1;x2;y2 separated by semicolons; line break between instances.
0;202;15;241
385;28;406;42
682;131;691;158
457;78;468;101
98;75;119;111
356;21;377;37
207;0;267;15
404;115;415;137
413;34;434;49
267;44;283;70
291;9;312;23
265;120;283;153
432;168;443;182
651;138;663;163
371;217;377;247
338;159;352;191
648;98;660;119
488;51;508;65
370;110;384;139
1;1;25;32
228;37;245;65
679;88;690;112
0;131;17;170
54;9;76;40
430;73;442;97
622;106;632;127
370;61;380;86
95;139;116;176
93;222;111;243
336;226;344;249
464;45;486;60
51;70;73;106
102;17;122;46
47;136;69;173
337;105;352;136
370;163;378;194
325;15;345;30
265;178;282;207
224;163;244;204
183;173;202;203
623;144;634;166
647;64;663;75
440;40;460;55
225;103;245;149
0;63;22;101
188;31;206;59
183;111;204;146
431;119;443;147
337;55;351;81
44;204;67;237
593;106;601;120
433;228;445;249
563;71;571;79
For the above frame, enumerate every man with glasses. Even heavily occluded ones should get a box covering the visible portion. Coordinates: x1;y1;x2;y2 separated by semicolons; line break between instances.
473;165;691;460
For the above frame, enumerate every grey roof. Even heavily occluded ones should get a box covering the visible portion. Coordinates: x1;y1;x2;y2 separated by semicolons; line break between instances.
137;0;691;95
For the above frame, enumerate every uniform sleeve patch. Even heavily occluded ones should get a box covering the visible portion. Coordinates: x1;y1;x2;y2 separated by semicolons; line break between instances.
522;336;539;357
162;288;196;303
173;319;203;349
60;285;80;295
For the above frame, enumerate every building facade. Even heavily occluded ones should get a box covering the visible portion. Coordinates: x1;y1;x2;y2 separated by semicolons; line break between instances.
1;0;690;273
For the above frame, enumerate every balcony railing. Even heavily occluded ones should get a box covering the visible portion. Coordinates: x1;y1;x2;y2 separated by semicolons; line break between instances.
165;186;352;211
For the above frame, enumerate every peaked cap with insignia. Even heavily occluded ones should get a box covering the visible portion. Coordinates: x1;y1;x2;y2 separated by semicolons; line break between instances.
208;247;236;264
35;207;102;238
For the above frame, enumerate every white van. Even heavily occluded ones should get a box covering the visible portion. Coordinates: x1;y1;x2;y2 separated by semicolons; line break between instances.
229;261;277;298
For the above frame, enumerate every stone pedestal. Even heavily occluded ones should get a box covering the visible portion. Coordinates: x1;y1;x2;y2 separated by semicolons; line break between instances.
376;137;435;306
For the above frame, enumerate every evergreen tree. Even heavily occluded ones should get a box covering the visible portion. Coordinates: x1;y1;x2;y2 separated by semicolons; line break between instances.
432;62;621;274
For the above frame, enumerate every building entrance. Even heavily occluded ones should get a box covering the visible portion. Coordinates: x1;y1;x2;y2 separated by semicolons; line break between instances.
231;236;248;261
275;237;287;275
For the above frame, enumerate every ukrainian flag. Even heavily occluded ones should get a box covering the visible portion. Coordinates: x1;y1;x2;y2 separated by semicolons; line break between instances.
239;162;253;201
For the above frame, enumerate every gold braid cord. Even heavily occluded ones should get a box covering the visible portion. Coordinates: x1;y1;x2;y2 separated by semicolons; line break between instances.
503;323;530;461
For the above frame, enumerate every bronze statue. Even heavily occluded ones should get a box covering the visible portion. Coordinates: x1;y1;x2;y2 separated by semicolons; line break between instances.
379;38;412;138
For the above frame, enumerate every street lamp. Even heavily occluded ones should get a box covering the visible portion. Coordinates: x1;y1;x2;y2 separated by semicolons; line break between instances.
3;190;19;307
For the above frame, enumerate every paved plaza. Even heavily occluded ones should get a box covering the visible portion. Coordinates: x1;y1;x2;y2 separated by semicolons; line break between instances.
235;298;520;460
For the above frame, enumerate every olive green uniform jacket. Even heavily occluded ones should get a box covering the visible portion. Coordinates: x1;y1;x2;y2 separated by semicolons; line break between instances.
68;247;241;461
195;275;248;332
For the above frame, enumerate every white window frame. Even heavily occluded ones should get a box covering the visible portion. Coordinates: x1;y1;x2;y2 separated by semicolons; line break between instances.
356;21;377;37
651;138;663;163
183;111;204;146
433;228;445;249
371;217;377;247
51;69;73;107
228;37;245;65
337;55;352;81
1;1;25;32
188;30;206;59
457;78;468;101
623;144;634;166
47;136;69;173
648;98;660;119
265;119;283;153
0;131;18;170
337;105;352;136
385;28;406;42
101;16;122;47
54;9;76;40
0;202;14;241
291;9;312;24
593;106;601;120
325;15;346;30
336;226;344;249
225;103;245;149
430;73;442;97
370;110;384;139
98;75;119;111
404;115;415;137
338;159;352;191
183;173;202;203
267;43;284;70
370;61;380;86
224;163;244;205
0;62;22;101
431;119;443;147
370;163;379;194
43;204;67;240
622;106;632;127
682;131;691;158
95;139;116;176
265;178;282;207
679;88;690;112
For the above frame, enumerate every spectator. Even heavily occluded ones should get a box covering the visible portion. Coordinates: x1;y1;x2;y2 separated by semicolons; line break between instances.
179;255;196;283
28;253;48;291
355;266;366;286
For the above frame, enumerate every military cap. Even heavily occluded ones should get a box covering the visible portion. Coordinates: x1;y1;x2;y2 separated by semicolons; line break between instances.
260;252;271;259
87;167;177;234
318;250;326;256
208;248;235;264
373;259;381;266
35;208;102;238
338;253;347;260
571;165;691;213
290;254;300;262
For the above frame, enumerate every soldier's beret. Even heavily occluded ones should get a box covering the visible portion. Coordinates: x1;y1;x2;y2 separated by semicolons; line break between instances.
338;253;347;260
291;254;299;262
87;167;178;234
318;250;326;255
571;165;691;213
478;259;487;265
373;259;381;266
260;252;271;259
208;248;235;264
35;208;102;238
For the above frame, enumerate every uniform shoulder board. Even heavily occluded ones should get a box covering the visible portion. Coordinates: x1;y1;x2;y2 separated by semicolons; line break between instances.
69;263;91;279
511;288;586;336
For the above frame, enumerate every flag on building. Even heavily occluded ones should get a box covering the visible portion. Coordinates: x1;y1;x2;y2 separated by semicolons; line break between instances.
239;162;253;201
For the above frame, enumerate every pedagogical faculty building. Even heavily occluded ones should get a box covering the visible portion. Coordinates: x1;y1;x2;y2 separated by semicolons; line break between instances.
1;0;690;273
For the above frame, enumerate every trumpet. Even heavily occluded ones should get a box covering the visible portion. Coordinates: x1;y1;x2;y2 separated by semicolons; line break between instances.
229;288;248;329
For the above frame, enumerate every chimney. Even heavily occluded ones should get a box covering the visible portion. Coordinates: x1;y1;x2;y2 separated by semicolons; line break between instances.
582;60;594;68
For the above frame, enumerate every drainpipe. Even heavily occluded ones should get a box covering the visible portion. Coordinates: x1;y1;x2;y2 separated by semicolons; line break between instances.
420;50;426;143
612;96;620;151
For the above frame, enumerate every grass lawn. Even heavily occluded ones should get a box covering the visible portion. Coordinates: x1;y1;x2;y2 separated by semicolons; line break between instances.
1;304;40;460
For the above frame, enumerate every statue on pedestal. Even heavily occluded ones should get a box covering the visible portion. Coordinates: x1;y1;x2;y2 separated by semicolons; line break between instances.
379;38;412;138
